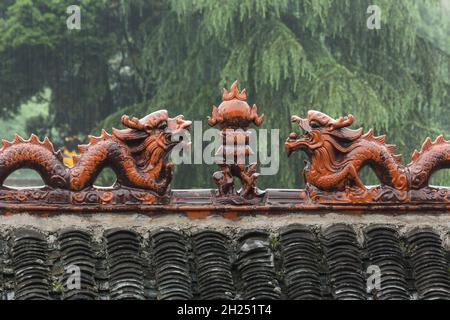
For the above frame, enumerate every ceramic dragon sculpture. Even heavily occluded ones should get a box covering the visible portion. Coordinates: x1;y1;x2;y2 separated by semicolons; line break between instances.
0;110;191;195
285;110;449;193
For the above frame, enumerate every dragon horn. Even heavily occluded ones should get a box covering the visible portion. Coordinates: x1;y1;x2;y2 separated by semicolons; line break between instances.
121;115;145;130
291;115;312;132
291;115;301;123
331;114;354;129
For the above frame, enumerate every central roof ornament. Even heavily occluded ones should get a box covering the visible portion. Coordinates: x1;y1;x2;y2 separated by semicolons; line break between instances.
208;80;264;130
208;80;265;203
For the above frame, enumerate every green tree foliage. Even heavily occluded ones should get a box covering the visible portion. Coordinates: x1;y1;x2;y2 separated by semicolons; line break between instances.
0;0;119;146
0;0;449;187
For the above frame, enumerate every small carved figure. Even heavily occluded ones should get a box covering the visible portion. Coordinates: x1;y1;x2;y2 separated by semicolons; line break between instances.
0;110;191;195
212;164;235;196
285;110;449;192
238;163;260;198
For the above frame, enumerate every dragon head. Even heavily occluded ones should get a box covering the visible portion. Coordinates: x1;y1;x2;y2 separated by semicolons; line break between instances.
285;110;362;157
112;109;191;170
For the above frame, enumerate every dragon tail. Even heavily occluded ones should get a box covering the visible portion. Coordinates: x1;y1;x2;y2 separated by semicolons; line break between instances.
407;135;450;189
0;134;69;188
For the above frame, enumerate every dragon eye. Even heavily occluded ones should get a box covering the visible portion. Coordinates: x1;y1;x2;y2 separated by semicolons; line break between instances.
157;121;167;130
310;121;320;128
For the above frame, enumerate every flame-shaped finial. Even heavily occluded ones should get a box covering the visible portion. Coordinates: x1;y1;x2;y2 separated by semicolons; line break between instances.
223;80;247;101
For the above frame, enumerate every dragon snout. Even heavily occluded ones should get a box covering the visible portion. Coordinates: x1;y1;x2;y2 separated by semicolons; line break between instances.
285;132;299;156
180;120;192;130
285;131;313;156
165;116;192;147
175;115;192;131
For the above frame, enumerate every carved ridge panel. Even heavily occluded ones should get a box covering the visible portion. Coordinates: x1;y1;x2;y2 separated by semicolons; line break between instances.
0;84;447;213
